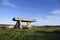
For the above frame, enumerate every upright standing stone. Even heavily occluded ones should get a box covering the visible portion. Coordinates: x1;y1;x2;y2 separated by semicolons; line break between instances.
27;22;31;29
20;20;22;29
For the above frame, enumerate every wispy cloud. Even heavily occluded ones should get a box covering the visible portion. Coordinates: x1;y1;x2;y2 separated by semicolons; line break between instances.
42;9;60;25
0;0;16;8
34;9;60;25
50;9;60;14
35;16;60;25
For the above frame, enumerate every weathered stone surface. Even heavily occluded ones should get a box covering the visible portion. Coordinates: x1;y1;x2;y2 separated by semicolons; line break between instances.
13;18;36;22
13;18;36;29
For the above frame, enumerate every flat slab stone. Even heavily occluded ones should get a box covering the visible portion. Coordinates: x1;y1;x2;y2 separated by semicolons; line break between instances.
13;18;36;22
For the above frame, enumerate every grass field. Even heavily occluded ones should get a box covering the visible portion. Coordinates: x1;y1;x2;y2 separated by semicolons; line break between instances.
0;27;60;40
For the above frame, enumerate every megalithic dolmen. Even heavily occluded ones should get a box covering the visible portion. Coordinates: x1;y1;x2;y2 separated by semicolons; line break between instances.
13;18;36;29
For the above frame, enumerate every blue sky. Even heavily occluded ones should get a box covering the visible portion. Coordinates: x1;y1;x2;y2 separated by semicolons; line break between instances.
0;0;60;25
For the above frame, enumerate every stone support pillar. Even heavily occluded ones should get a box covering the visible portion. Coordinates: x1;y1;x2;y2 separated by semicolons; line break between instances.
27;22;31;29
17;21;20;28
16;20;22;28
20;20;22;29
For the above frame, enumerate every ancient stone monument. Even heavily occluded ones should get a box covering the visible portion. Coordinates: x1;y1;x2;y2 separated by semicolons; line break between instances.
13;18;36;29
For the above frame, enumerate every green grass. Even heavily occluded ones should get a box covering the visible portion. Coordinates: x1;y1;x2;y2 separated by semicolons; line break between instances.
0;27;60;40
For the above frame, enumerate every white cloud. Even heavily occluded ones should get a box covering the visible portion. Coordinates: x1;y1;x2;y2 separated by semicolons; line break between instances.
0;0;16;7
33;9;60;26
36;15;60;25
50;9;60;14
46;15;60;20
